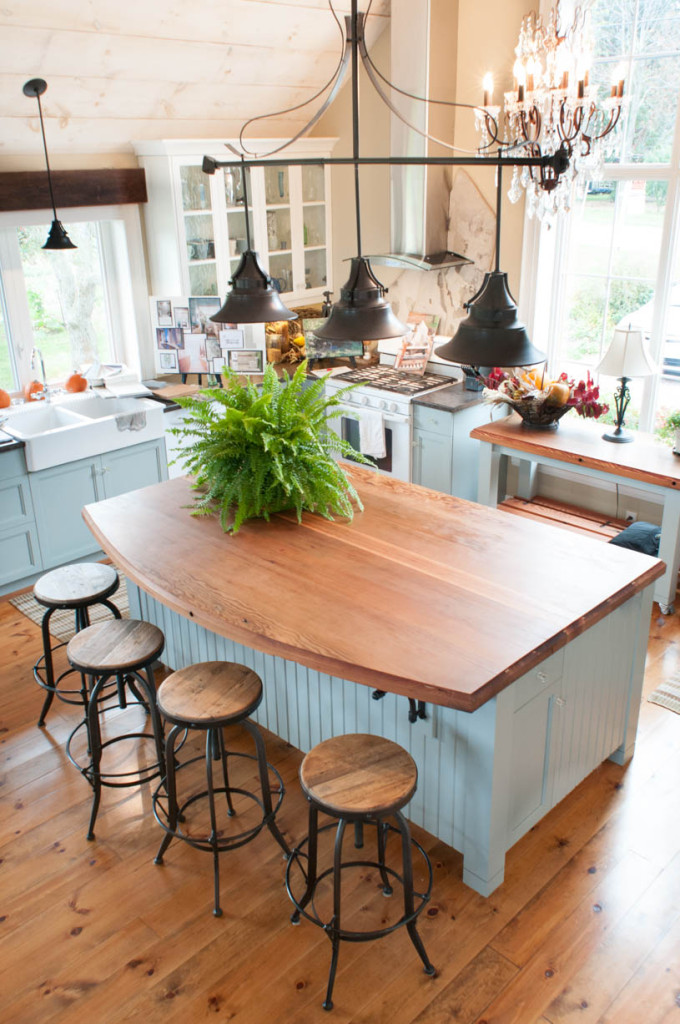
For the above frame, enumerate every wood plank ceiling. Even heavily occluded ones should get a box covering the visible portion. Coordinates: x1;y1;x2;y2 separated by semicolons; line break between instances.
0;0;390;159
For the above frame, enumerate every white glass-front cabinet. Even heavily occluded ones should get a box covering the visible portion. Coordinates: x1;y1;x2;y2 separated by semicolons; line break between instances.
134;139;337;305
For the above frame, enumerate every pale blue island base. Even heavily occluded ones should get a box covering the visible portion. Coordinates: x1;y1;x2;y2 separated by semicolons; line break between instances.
128;579;652;897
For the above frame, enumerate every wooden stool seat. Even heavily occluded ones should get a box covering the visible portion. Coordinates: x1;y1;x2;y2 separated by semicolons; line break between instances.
34;562;119;608
157;662;262;726
300;734;418;818
67;619;164;674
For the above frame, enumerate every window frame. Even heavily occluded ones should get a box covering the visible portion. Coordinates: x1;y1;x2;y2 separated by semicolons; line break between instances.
519;0;680;432
0;203;152;394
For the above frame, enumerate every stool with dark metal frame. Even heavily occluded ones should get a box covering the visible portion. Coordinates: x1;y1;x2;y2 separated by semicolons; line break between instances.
286;733;435;1011
66;618;166;841
151;661;291;917
32;562;122;727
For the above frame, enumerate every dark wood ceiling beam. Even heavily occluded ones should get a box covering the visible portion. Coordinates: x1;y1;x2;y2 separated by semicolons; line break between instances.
0;168;147;212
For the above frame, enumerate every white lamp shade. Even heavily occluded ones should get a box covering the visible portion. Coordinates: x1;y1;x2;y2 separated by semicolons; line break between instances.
595;327;656;378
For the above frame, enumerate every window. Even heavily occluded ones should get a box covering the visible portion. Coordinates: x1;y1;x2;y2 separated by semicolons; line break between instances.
0;205;149;394
524;0;680;432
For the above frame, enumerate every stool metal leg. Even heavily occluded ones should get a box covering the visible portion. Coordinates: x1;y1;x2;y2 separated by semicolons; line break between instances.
354;821;364;849
291;802;319;923
376;819;393;896
85;670;113;840
323;818;347;1012
155;724;183;865
37;608;57;727
394;809;435;976
241;718;290;857
217;727;236;817
205;727;223;917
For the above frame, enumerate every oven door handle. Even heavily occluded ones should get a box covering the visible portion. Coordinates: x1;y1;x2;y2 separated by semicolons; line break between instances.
336;404;410;426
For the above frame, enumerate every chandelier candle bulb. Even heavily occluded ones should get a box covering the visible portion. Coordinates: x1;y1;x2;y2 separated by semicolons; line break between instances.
483;73;493;108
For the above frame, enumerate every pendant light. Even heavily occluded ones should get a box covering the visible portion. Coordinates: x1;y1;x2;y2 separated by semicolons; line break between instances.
309;7;407;343
23;79;77;251
210;159;295;324
436;167;545;368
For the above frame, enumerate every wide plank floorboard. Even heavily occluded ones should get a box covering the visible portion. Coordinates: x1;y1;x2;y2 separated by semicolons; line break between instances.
1;594;680;1023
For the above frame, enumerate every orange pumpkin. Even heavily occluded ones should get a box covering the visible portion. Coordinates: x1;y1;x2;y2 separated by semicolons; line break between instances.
65;371;88;393
24;380;45;402
0;388;10;409
545;380;571;407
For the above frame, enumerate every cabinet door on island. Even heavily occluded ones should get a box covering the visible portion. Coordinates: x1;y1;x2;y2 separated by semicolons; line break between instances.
412;402;491;501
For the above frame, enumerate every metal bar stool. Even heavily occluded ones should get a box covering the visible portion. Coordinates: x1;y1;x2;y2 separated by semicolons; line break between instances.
151;661;291;917
66;619;166;841
286;733;435;1011
33;562;121;726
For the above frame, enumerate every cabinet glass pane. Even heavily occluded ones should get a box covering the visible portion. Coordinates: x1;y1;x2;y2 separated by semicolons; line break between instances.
265;166;289;205
304;249;327;291
180;166;211;211
184;212;215;263
302;165;325;203
269;253;293;294
224;166;251;208
188;263;218;296
266;209;291;252
303;205;326;248
226;209;251;259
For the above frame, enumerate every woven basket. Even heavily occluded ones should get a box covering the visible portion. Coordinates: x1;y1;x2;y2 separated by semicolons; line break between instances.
510;400;573;429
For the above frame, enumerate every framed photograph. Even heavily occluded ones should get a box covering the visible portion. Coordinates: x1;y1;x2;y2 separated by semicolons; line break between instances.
206;337;222;362
188;296;222;339
156;327;185;350
407;311;440;335
157;349;179;372
156;299;173;327
303;318;363;359
219;328;245;350
210;357;227;374
229;349;264;373
174;305;190;329
178;333;209;374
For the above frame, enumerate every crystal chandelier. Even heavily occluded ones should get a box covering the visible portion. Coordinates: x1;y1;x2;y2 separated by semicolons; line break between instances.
478;3;624;218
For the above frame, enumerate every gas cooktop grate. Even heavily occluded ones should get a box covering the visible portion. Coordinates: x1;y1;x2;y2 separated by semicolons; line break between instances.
330;365;452;396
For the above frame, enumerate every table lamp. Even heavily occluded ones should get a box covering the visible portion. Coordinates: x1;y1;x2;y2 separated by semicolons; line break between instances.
595;327;656;443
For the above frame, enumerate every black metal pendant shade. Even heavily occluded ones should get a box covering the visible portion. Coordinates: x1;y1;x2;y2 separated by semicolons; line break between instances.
43;219;77;251
210;250;296;324
23;78;77;252
313;257;407;341
435;271;545;367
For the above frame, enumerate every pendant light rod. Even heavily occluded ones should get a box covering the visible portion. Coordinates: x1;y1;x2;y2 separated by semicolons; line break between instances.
240;156;252;251
23;79;58;222
350;2;362;257
495;163;502;274
203;151;569;174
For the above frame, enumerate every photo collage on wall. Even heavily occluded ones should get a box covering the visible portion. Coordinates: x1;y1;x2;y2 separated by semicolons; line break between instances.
150;297;264;375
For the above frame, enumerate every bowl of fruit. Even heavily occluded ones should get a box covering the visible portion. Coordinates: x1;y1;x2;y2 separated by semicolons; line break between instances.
481;368;608;429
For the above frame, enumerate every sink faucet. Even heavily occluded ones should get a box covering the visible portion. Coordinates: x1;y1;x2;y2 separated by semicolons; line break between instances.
30;348;50;402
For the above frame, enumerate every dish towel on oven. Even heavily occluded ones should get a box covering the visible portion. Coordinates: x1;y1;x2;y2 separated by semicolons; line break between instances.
358;409;386;459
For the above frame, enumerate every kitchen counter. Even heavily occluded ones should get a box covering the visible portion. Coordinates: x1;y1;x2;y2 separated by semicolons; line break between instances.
83;468;662;894
412;379;485;414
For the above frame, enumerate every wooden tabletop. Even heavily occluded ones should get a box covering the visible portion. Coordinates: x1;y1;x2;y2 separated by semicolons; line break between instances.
83;468;664;712
471;413;680;491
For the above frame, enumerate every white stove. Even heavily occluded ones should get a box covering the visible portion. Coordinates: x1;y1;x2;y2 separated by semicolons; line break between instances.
324;342;463;481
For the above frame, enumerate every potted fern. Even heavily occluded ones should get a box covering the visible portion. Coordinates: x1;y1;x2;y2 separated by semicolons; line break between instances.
172;360;372;533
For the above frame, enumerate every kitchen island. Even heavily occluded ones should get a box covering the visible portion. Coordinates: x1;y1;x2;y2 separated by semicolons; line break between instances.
83;468;663;896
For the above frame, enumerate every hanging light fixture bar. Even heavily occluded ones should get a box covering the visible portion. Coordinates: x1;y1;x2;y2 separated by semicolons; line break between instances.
22;78;77;251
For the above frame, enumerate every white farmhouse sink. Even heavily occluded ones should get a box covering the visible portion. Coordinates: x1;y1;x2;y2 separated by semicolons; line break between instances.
4;394;165;471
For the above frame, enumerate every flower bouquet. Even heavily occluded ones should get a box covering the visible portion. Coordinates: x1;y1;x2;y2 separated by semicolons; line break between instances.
481;367;609;429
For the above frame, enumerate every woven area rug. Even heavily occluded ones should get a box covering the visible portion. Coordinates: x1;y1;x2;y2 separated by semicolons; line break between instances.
648;676;680;714
10;575;130;643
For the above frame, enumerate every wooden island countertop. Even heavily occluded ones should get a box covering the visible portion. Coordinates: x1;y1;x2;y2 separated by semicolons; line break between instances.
83;466;663;714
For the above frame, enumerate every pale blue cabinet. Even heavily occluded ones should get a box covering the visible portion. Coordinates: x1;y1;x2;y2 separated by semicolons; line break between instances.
29;438;168;572
0;448;43;586
412;402;490;501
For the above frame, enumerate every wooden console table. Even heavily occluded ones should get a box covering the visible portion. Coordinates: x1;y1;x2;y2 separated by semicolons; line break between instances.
471;414;680;613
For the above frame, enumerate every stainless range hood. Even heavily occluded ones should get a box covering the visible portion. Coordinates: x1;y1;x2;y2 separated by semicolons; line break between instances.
368;0;472;272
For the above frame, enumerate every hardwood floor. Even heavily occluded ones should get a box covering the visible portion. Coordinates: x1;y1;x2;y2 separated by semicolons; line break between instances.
2;593;680;1023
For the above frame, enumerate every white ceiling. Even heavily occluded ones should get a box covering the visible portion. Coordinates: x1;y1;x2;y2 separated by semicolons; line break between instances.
0;0;390;159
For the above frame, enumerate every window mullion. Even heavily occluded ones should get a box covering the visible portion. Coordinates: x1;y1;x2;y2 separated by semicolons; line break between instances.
0;227;34;389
